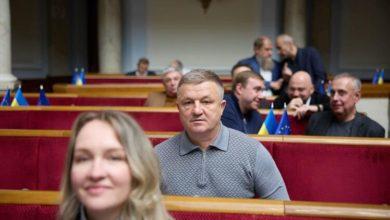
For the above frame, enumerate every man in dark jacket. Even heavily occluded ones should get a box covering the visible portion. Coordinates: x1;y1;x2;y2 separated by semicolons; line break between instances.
306;73;385;137
274;71;330;119
276;34;326;93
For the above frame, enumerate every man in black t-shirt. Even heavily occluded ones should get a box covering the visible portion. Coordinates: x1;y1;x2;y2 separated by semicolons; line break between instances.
306;73;384;137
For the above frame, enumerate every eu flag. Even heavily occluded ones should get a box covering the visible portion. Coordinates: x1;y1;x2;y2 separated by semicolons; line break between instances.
258;103;278;135
11;86;29;106
275;109;291;135
1;89;11;106
37;85;50;106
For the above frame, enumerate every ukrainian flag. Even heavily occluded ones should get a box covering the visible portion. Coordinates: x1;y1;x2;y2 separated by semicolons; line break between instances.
1;88;11;106
378;69;384;85
11;87;29;106
258;103;278;135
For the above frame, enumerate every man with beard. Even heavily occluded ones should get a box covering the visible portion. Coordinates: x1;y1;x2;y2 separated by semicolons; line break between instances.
276;34;326;93
237;36;283;94
155;69;289;200
221;71;265;134
144;67;182;107
306;73;384;137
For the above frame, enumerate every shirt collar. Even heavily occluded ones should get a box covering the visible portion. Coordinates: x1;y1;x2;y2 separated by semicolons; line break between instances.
179;123;229;155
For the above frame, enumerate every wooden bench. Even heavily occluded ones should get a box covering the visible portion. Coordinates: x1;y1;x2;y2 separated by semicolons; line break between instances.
85;73;233;84
1;129;389;204
0;106;306;133
0;189;388;220
22;93;147;106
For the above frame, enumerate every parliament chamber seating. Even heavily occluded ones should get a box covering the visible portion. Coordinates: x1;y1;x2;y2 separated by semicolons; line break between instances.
0;189;389;220
22;93;147;106
1;129;389;205
84;73;233;84
0;106;305;134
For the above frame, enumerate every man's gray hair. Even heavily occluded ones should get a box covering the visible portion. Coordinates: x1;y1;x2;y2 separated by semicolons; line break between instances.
333;73;361;92
178;69;224;99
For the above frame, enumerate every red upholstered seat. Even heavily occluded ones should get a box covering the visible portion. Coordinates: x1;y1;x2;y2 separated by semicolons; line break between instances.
273;142;390;204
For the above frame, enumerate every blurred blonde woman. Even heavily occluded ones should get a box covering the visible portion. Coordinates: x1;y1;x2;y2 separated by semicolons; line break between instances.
59;111;172;220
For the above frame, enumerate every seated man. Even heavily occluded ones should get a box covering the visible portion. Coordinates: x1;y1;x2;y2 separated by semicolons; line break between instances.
128;57;156;76
237;36;283;94
306;73;385;137
230;63;253;78
155;69;289;200
221;71;264;134
144;67;182;107
274;71;330;119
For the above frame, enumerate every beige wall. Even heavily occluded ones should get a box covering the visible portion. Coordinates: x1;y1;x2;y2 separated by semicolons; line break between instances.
146;0;261;72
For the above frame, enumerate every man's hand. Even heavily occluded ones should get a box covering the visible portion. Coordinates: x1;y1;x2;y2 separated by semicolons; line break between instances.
294;105;319;120
270;78;284;90
287;98;303;111
282;63;293;80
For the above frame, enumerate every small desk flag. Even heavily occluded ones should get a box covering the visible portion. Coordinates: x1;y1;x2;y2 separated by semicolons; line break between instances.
275;104;291;135
258;103;278;135
37;85;50;106
1;89;11;106
11;86;29;106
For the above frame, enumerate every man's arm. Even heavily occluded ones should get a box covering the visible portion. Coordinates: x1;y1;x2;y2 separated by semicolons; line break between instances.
253;143;290;200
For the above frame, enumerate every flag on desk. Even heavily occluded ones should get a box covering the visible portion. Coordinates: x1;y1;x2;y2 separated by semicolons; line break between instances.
11;86;29;106
378;69;385;85
1;88;11;106
318;80;326;95
37;85;50;106
71;68;85;86
258;103;278;135
275;104;291;135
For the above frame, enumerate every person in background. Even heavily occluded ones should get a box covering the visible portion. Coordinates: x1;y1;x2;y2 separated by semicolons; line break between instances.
237;36;283;94
169;59;191;74
306;73;385;137
59;111;172;220
230;63;253;78
128;57;156;76
276;34;326;93
155;69;289;200
274;71;330;119
222;71;265;134
144;67;182;107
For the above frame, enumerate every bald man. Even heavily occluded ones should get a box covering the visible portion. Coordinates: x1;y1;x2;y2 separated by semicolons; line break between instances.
276;34;326;93
237;36;283;94
274;71;330;119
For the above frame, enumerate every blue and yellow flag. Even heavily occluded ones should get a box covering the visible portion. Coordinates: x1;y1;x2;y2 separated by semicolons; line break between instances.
372;69;380;84
378;69;384;85
71;68;85;86
11;87;29;106
258;103;278;135
37;85;50;106
1;88;11;106
275;107;291;135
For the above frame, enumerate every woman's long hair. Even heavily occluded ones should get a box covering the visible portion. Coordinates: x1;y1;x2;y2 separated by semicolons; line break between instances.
59;111;172;220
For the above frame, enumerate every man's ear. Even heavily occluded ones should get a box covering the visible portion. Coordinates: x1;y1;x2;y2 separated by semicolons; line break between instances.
354;91;361;103
220;99;227;112
235;83;244;95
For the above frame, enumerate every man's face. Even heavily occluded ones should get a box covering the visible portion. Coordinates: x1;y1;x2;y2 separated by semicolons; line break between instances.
330;78;360;119
138;62;149;73
163;71;182;97
287;76;314;101
276;38;293;59
255;40;273;59
237;77;265;111
177;81;226;137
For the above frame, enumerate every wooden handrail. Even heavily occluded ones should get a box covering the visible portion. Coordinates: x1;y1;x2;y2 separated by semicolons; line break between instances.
0;129;389;146
0;190;388;219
